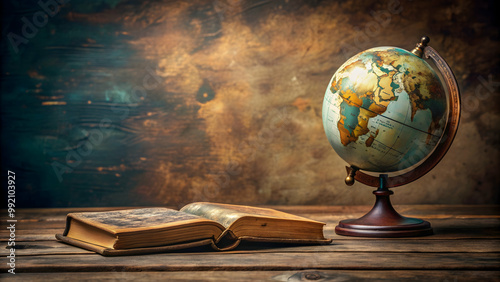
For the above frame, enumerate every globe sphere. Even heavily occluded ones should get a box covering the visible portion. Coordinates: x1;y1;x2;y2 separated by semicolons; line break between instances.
322;47;448;172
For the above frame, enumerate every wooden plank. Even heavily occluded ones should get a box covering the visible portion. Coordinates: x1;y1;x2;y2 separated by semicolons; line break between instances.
233;239;500;254
328;217;500;240
0;241;94;256
0;221;65;230
3;217;499;241
1;204;497;241
1;270;499;281
396;205;500;218
3;216;499;233
2;239;500;257
269;205;500;217
4;206;500;226
0;229;63;237
0;204;497;243
2;252;499;272
0;234;58;242
0;207;143;221
2;205;498;221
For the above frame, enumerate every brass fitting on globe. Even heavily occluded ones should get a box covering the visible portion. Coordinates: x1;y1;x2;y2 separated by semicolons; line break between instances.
411;36;430;58
345;166;359;186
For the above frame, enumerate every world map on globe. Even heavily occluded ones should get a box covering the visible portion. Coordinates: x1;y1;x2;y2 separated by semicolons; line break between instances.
322;47;448;172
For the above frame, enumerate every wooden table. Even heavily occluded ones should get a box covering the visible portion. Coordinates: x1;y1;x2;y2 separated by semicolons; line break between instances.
1;205;499;281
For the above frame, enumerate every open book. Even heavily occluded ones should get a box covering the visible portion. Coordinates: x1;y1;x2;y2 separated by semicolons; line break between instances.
56;202;332;256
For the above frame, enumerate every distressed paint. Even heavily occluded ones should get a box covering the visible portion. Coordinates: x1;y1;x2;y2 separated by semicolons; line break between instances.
1;0;499;207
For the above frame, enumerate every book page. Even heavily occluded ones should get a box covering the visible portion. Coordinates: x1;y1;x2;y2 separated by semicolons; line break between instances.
180;202;322;228
69;208;211;234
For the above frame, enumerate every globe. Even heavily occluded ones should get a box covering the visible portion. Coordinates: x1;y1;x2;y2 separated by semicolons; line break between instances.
322;37;461;238
322;46;448;173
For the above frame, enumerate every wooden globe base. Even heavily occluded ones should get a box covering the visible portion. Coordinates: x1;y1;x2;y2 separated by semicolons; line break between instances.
335;185;433;238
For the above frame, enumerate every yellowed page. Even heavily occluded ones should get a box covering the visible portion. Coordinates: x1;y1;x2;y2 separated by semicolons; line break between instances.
180;202;324;228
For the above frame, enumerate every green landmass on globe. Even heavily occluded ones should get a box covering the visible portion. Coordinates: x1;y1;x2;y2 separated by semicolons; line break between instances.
322;47;448;173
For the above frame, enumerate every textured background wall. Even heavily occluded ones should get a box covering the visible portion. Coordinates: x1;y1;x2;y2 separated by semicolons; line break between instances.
1;0;499;208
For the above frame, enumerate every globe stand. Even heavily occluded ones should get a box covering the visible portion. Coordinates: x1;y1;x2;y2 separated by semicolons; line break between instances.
331;36;461;238
335;174;433;237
